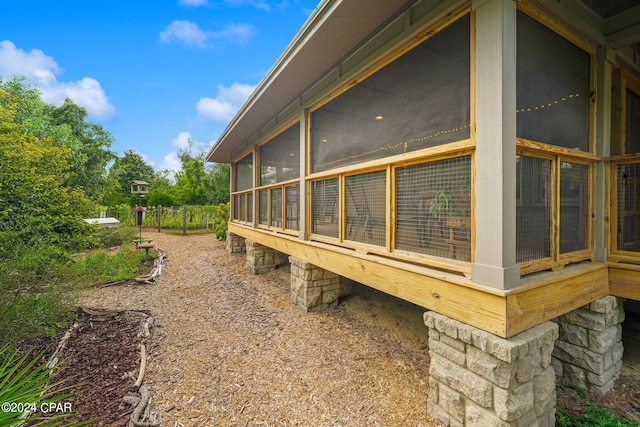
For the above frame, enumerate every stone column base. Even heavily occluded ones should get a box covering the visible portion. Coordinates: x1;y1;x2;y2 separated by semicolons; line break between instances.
424;312;559;426
289;256;340;312
552;296;625;394
226;231;246;254
245;240;287;274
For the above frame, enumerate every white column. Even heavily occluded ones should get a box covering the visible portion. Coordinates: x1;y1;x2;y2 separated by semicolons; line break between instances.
471;0;520;289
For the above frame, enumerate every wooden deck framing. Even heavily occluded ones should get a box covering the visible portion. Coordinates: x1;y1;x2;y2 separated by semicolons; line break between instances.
229;223;615;338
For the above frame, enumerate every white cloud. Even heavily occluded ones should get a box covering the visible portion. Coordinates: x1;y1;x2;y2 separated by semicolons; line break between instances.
172;131;192;150
161;152;182;173
140;153;157;168
159;20;209;48
212;23;255;45
0;40;116;120
159;20;255;48
197;82;255;122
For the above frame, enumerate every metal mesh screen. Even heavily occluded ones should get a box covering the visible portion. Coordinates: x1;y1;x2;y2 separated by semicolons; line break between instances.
516;12;590;151
260;123;300;185
247;192;253;223
285;184;300;231
626;89;640;154
345;171;386;246
271;187;282;228
516;156;552;263
311;15;470;173
395;156;471;261
238;194;246;222
617;163;640;252
232;194;239;221
235;154;253;191
311;178;339;238
559;162;589;253
258;190;268;225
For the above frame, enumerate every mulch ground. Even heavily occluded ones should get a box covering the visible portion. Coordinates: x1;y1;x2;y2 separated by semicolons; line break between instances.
15;232;640;425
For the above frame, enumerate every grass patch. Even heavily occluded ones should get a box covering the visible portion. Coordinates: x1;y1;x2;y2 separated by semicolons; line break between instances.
72;245;148;286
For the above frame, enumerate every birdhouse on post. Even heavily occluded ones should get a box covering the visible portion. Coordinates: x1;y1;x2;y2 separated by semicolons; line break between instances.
130;180;150;195
133;205;147;226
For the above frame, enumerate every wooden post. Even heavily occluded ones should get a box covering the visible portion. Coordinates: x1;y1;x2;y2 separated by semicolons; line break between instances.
157;205;162;233
182;206;187;235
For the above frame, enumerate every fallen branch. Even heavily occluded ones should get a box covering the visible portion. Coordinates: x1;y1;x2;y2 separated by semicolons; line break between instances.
97;252;167;287
128;385;159;427
133;343;147;389
46;322;78;371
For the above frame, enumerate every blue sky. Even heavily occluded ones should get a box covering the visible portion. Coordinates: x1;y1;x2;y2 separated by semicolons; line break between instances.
0;0;318;174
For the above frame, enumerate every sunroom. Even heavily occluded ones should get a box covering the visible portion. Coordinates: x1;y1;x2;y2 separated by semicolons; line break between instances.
208;0;640;424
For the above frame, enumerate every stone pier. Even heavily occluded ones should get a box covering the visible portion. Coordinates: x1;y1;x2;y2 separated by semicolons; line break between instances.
289;256;341;312
226;231;246;254
245;240;288;274
424;312;559;426
552;296;625;394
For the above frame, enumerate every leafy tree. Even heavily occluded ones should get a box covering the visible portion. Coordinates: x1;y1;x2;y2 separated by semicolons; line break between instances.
45;99;115;200
206;162;230;205
1;78;115;202
103;149;155;206
174;150;209;205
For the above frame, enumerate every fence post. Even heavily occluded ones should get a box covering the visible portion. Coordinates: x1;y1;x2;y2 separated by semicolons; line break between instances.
182;206;187;235
157;205;162;233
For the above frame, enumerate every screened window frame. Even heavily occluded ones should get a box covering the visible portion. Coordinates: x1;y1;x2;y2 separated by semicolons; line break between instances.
516;3;598;156
230;151;255;226
608;154;640;263
255;178;301;236
249;121;301;235
516;142;596;275
307;146;475;275
611;69;640;156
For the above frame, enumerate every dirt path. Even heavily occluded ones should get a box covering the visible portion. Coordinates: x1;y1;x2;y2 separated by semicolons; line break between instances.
80;231;435;426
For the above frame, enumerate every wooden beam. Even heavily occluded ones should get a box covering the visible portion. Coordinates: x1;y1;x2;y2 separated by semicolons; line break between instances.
505;263;608;336
609;263;640;300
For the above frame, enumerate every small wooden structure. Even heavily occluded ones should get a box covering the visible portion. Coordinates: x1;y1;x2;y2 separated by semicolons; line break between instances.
130;180;150;195
83;217;121;229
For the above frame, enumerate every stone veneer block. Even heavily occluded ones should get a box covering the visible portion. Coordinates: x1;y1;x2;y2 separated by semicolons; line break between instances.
424;311;559;426
245;240;287;274
552;296;625;394
226;231;246;253
289;256;340;312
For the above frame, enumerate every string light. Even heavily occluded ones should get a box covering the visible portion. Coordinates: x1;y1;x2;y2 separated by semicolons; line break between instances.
516;93;581;113
316;124;470;169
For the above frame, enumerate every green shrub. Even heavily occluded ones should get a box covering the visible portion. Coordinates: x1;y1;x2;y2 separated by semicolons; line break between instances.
556;404;638;427
214;202;230;241
71;245;147;286
92;225;138;248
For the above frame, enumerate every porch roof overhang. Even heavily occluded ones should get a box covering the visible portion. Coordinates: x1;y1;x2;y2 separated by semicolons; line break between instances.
206;0;640;164
206;0;410;163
